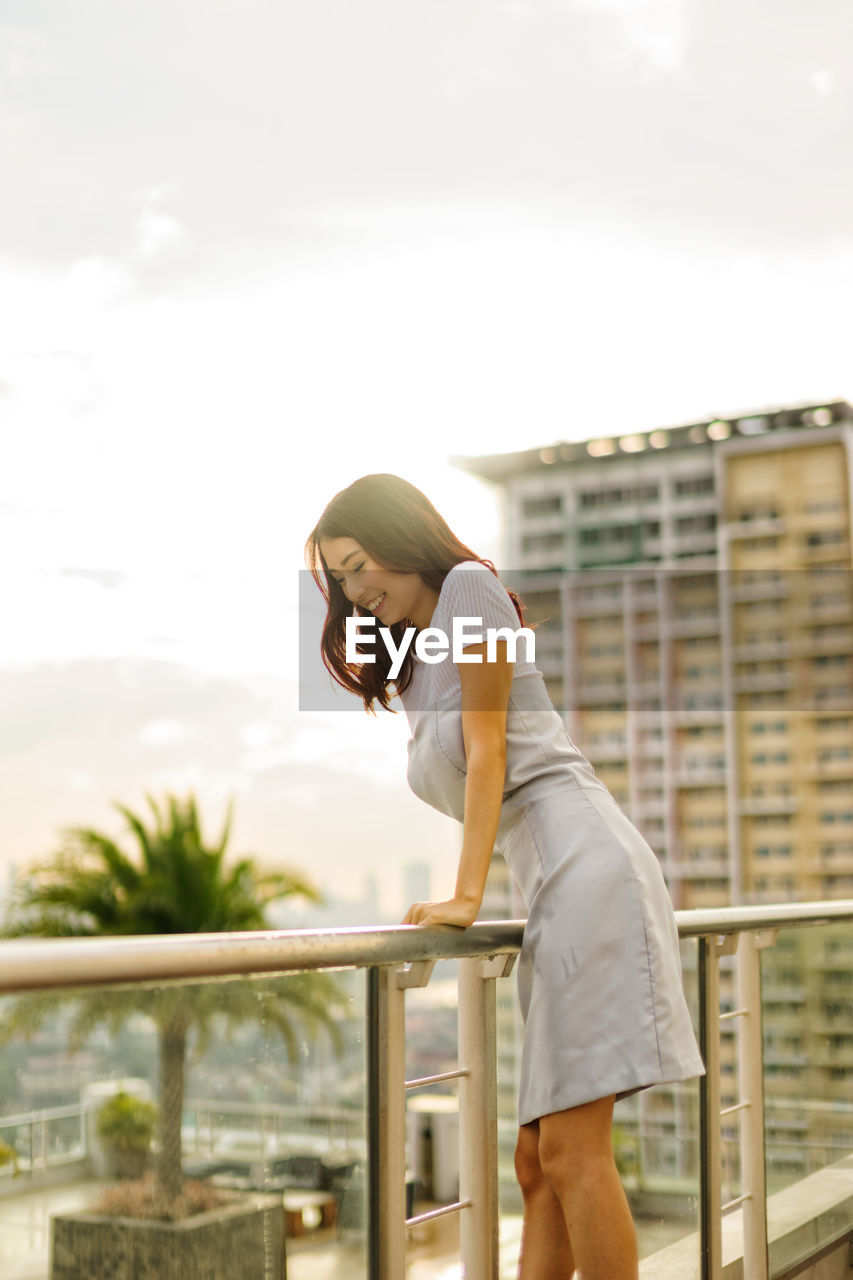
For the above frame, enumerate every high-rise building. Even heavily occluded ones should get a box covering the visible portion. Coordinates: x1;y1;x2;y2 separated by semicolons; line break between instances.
460;398;853;1186
458;399;853;911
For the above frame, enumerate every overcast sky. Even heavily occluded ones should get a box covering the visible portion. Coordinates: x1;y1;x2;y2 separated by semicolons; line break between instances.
2;0;852;912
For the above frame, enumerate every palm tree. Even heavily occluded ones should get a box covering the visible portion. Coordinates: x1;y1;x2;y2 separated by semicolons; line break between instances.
1;792;345;1205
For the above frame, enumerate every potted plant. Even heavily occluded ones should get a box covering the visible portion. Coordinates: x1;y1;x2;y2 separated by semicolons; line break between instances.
96;1092;158;1181
0;1138;20;1178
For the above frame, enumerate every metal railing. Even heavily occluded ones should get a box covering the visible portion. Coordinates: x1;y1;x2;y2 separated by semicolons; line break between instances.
2;900;853;1279
0;1097;363;1183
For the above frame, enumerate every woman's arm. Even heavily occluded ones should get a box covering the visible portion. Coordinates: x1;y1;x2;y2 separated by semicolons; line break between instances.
402;641;513;927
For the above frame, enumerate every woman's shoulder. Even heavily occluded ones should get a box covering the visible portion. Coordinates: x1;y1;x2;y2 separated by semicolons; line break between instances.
442;559;494;586
439;560;504;600
436;560;518;624
443;559;507;586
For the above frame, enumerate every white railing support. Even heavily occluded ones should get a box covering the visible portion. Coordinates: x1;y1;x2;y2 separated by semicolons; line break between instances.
372;964;408;1280
458;953;516;1280
736;929;775;1280
371;960;438;1279
700;935;722;1280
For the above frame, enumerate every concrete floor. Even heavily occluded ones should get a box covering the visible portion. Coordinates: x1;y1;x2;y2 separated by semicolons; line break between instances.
0;1179;114;1280
0;1179;501;1279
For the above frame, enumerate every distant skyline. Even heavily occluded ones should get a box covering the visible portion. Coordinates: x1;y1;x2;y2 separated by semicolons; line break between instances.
2;1;851;910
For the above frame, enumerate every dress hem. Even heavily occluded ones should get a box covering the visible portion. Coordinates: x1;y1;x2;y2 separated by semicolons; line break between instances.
518;1060;706;1127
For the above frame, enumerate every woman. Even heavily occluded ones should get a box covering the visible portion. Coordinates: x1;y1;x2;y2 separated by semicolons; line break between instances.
306;473;704;1280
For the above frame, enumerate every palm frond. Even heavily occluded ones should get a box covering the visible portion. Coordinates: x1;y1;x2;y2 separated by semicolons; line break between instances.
1;788;345;1201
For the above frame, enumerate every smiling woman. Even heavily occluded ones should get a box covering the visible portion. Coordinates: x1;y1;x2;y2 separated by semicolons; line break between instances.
305;473;524;711
305;472;705;1280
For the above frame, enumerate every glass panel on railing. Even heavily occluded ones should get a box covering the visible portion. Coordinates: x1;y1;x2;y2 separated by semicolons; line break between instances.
0;969;367;1280
394;952;526;1275
496;952;524;1278
718;942;745;1215
618;936;703;1280
402;957;464;1268
762;922;853;1280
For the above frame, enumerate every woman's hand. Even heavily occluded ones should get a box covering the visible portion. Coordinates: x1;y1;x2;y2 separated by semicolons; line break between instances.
402;896;479;928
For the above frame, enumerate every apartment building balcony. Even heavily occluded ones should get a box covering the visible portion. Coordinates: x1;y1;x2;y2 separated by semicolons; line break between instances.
633;793;668;819
728;577;791;604
671;705;726;727
810;762;853;784
672;693;726;715
576;680;627;705
668;534;719;559
672;856;730;878
732;640;792;662
723;517;787;540
732;670;796;694
795;629;853;656
585;741;630;762
818;853;853;875
634;760;665;784
761;983;808;1004
797;600;853;626
2;904;853;1280
627;584;662;608
572;595;624;619
812;1045;853;1069
669;615;722;639
764;1049;810;1070
739;794;796;818
674;760;728;787
802;536;851;562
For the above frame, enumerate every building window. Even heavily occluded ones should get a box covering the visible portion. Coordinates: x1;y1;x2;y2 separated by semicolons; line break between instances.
675;514;718;535
521;532;564;554
521;494;563;517
674;476;715;497
734;505;780;522
806;530;846;547
578;484;659;508
804;498;842;515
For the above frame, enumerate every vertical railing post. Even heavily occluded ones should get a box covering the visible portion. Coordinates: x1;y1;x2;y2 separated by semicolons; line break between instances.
736;929;773;1280
699;935;725;1280
367;965;407;1280
458;953;515;1280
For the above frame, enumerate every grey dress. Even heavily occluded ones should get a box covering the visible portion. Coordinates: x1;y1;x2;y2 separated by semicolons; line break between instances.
399;563;705;1125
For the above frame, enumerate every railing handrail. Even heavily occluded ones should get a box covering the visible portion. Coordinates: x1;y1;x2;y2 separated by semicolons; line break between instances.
0;1101;89;1127
0;899;852;994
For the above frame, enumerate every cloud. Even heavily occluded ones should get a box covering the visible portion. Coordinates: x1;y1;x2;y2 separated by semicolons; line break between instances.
0;657;457;910
57;568;127;591
132;188;188;262
1;0;852;281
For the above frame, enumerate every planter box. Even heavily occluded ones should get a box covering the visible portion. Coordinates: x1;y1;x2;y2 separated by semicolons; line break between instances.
51;1194;285;1280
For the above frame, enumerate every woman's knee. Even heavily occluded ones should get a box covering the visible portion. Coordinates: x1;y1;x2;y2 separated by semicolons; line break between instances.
537;1098;617;1195
514;1124;544;1197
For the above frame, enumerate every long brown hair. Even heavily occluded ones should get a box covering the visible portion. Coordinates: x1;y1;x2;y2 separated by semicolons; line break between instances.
305;473;524;712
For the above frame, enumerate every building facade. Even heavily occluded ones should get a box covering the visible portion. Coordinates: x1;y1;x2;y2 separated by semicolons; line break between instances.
459;398;853;1190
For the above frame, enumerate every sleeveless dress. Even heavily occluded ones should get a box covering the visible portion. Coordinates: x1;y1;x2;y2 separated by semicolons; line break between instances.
398;562;705;1125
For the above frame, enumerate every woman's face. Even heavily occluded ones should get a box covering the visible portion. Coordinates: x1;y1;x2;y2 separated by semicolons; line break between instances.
319;536;439;631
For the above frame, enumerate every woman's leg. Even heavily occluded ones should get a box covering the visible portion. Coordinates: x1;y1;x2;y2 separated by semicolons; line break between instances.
537;1095;638;1280
514;1120;575;1278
